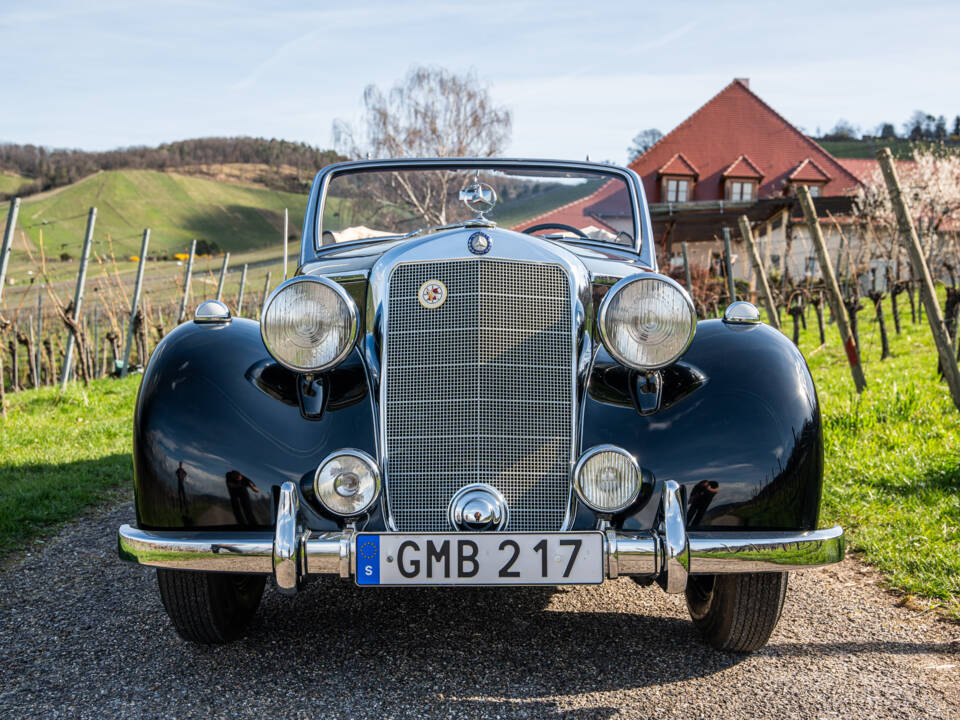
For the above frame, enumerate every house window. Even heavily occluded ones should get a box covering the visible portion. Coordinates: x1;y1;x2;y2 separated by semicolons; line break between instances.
666;178;689;202
729;181;755;201
807;184;821;197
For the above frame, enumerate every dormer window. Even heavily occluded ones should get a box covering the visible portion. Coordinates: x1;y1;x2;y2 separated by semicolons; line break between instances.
656;152;698;204
666;178;690;202
721;154;764;204
787;159;831;198
728;181;755;201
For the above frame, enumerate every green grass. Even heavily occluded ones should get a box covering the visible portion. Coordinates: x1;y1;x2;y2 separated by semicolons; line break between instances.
0;172;32;196
490;179;604;229
1;169;308;261
771;291;960;616
1;291;959;618
817;138;919;159
0;376;139;555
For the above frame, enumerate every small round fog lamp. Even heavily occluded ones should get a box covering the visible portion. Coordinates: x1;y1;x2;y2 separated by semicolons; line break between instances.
314;450;381;516
574;445;642;513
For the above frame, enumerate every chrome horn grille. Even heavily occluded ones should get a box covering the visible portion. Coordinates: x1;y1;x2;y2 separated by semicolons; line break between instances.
383;259;574;532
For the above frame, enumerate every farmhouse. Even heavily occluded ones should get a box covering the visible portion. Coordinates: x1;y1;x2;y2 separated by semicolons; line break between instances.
521;79;885;285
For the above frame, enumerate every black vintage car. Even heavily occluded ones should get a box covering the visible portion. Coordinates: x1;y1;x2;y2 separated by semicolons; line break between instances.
118;159;844;651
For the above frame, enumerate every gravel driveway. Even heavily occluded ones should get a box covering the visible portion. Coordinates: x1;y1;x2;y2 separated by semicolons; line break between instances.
1;501;957;720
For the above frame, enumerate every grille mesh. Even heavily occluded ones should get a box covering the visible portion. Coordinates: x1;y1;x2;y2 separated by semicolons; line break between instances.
384;260;573;532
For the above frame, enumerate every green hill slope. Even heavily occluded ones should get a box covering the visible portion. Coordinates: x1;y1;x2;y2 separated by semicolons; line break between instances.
3;169;308;260
0;172;32;196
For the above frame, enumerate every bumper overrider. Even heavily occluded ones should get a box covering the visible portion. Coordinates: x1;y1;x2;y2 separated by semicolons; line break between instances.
118;480;845;594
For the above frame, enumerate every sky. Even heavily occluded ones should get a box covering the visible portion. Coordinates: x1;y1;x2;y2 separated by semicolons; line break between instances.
2;0;959;165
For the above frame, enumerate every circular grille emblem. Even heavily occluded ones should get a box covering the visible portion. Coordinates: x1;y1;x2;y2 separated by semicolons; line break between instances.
467;231;492;255
418;279;447;309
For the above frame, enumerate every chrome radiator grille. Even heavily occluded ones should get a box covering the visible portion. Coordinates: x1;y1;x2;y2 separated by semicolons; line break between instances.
384;260;573;532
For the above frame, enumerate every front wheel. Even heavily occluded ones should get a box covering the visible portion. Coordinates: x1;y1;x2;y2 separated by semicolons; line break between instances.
156;569;265;644
685;572;788;652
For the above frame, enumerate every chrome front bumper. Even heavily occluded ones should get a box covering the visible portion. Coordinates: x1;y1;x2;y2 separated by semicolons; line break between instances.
118;480;845;595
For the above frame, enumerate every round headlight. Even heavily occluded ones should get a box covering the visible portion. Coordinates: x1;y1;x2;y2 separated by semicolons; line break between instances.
314;450;381;516
261;276;358;372
574;445;642;513
598;273;696;370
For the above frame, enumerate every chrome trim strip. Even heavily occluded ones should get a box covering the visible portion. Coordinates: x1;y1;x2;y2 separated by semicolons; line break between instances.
661;480;690;593
118;524;844;583
613;532;659;576
272;481;301;595
304;532;348;575
688;526;846;574
117;525;274;573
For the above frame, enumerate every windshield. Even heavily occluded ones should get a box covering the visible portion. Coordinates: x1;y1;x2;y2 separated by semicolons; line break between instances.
318;163;637;248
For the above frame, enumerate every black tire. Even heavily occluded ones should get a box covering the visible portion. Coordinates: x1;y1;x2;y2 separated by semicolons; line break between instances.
684;572;788;652
156;569;265;644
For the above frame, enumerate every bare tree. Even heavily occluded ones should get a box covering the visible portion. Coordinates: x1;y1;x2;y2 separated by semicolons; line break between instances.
334;66;512;160
627;129;663;161
332;66;512;227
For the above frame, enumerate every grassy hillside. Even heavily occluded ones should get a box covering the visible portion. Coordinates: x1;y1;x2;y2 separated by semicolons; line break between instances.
492;178;604;229
2;169;308;261
817;138;919;159
0;172;32;196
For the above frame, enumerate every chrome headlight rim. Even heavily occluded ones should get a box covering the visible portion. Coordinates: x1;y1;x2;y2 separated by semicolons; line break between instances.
260;275;359;374
597;272;697;371
573;444;642;514
313;448;382;517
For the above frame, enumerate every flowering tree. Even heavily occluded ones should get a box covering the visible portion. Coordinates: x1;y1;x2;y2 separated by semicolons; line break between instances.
854;146;960;269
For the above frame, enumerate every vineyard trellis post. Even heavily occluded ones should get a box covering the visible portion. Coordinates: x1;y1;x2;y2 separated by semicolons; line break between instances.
260;271;272;320
796;186;867;393
722;227;736;303
681;241;692;293
61;206;97;388
0;198;21;308
283;208;289;281
120;229;150;380
35;291;43;384
237;263;248;316
738;215;780;331
216;252;230;302
177;238;196;324
876;148;960;410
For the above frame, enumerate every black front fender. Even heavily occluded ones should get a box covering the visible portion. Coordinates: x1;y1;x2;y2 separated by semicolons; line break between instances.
133;318;377;530
581;319;823;532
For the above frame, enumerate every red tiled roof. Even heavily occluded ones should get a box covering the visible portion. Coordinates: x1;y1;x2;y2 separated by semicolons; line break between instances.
629;79;861;201
509;181;620;233
721;154;764;179
788;158;831;183
657;152;699;178
837;157;916;183
836;158;878;182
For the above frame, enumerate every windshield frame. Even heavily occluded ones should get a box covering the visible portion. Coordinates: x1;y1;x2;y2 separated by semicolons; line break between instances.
305;158;649;263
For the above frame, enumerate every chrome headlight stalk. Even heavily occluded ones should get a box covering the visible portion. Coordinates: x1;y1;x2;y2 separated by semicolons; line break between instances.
574;445;643;514
260;275;359;373
314;449;382;517
598;273;696;370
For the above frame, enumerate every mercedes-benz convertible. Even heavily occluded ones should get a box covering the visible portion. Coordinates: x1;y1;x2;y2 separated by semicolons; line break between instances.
118;158;844;651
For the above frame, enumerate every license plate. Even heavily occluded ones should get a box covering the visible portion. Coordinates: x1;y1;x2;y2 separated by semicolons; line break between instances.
355;532;604;586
